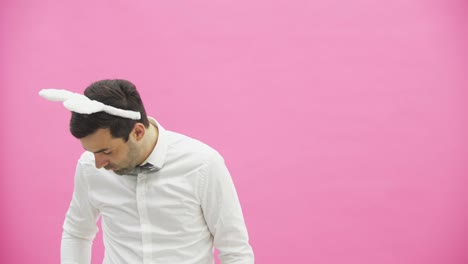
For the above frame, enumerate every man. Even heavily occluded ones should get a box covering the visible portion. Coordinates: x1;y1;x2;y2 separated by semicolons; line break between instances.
47;79;254;263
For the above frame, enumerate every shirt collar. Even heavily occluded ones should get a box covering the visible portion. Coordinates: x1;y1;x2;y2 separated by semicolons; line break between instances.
139;117;168;170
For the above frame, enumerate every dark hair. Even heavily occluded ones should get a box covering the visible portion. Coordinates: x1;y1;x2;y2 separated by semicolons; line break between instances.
70;79;149;141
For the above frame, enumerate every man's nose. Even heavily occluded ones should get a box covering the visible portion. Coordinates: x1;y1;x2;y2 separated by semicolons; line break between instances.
94;153;109;169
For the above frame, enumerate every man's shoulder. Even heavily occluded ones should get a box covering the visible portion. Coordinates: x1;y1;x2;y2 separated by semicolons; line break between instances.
166;130;223;161
77;151;97;166
73;152;109;181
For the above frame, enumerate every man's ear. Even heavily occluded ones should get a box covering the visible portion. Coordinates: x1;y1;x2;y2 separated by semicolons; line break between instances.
131;123;146;141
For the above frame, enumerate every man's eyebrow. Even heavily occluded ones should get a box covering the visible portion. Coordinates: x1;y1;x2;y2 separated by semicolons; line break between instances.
94;148;110;154
83;147;110;154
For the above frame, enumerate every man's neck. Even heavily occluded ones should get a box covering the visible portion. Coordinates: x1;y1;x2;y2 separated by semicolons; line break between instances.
137;123;159;165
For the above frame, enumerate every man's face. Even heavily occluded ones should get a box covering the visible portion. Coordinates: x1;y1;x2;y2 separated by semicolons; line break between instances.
80;128;140;175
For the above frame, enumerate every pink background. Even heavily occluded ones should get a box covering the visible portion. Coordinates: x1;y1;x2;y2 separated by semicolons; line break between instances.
1;0;467;263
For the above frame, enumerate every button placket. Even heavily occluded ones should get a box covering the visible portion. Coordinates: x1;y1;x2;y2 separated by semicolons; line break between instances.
136;174;152;263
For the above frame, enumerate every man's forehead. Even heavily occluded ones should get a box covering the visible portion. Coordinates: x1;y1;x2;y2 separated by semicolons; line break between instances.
79;128;120;152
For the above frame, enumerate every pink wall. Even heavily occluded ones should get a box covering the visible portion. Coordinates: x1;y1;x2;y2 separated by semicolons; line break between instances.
1;0;467;263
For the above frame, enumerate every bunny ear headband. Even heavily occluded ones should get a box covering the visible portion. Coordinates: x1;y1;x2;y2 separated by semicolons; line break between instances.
39;89;141;120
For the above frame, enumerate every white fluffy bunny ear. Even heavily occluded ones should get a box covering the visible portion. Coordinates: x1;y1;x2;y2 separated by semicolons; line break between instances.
39;89;88;101
39;88;141;120
63;98;106;114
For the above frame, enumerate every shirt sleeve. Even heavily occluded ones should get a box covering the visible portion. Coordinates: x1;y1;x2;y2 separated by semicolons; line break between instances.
61;160;100;264
199;153;254;264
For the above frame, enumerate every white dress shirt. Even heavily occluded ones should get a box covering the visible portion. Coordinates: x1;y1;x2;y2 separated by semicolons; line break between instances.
61;118;254;264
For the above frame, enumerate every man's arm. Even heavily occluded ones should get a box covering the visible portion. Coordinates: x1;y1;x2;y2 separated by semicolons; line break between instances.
200;153;254;264
61;160;100;264
61;231;93;264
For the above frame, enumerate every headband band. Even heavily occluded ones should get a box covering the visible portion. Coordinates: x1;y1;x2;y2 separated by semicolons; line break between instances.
39;89;142;120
